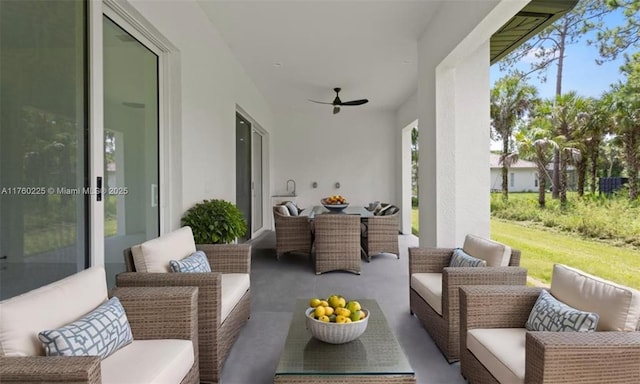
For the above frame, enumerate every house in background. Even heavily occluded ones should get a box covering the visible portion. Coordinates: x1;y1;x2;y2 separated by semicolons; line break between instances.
490;153;538;192
490;153;577;193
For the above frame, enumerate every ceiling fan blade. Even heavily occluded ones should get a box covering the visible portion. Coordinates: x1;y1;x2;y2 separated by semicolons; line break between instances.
340;99;369;106
333;106;341;114
308;99;334;105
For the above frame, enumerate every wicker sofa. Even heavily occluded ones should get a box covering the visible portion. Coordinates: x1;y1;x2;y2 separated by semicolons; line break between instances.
460;264;640;384
0;266;199;384
409;234;526;363
116;226;251;384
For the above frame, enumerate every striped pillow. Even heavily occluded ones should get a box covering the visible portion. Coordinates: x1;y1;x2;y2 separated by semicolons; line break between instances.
449;248;487;268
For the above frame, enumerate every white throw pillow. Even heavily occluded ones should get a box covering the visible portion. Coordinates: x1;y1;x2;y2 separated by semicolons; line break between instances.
550;264;640;331
131;227;196;273
462;234;511;267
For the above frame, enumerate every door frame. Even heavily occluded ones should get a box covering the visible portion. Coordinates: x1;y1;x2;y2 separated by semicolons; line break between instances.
89;0;180;267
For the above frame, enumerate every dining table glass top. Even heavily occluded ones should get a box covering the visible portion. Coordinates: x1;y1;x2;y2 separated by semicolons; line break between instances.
303;205;374;219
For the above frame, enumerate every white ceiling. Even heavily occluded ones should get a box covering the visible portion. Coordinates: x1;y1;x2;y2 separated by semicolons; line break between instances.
198;1;444;114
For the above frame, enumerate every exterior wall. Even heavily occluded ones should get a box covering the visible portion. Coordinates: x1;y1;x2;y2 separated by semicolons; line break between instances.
490;168;538;192
128;0;275;230
272;109;396;210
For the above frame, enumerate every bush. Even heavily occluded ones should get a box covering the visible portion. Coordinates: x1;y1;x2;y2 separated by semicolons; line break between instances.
490;192;640;247
181;199;247;244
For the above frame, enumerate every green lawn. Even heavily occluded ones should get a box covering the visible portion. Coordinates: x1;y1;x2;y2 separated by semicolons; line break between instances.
491;218;640;290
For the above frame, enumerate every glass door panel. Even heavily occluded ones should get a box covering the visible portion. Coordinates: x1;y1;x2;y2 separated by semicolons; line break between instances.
236;113;251;242
0;0;88;299
103;16;159;287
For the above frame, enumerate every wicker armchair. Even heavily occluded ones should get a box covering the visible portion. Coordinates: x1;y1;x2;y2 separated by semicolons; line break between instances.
361;210;400;261
460;285;640;383
117;242;251;384
409;238;526;363
273;206;312;259
314;214;361;274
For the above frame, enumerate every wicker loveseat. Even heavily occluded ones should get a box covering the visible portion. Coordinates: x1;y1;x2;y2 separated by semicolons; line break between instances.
409;234;526;362
116;226;251;384
460;264;640;384
0;266;199;384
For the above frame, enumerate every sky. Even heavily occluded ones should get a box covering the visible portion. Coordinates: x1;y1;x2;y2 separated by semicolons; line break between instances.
490;8;629;100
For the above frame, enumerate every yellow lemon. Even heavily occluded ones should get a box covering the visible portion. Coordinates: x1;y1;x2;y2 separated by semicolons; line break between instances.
338;297;346;308
328;295;342;308
360;310;366;320
309;298;322;308
318;315;330;322
335;315;347;323
313;306;326;318
319;300;329;307
344;318;352;323
324;306;334;316
346;301;361;312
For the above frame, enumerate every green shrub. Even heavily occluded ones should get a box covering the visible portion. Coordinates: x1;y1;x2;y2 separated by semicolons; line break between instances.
181;199;247;244
490;192;640;248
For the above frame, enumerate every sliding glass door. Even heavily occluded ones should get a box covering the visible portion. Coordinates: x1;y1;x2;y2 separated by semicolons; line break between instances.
102;15;159;286
0;0;88;298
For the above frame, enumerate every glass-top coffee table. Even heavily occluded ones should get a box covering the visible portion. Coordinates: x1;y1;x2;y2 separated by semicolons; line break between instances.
274;299;416;383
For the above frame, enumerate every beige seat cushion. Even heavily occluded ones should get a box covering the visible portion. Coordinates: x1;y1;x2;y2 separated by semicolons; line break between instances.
221;273;251;323
463;234;511;267
411;273;442;316
101;339;194;384
132;227;197;273
467;328;526;384
550;264;640;331
0;267;108;356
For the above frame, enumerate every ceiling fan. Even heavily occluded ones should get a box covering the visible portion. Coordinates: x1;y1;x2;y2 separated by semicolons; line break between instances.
309;88;369;114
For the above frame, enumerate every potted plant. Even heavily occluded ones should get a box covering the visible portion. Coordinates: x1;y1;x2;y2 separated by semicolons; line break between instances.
181;199;247;244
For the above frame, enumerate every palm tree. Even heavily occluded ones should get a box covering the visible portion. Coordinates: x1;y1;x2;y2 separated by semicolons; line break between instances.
541;92;590;206
490;74;538;201
516;125;558;207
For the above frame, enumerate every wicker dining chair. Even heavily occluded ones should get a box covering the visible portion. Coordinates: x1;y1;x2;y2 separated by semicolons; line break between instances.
313;214;361;274
361;210;400;261
273;206;313;260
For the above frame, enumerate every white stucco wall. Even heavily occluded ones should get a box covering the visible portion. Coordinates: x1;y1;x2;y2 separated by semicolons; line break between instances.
272;109;396;210
128;0;275;230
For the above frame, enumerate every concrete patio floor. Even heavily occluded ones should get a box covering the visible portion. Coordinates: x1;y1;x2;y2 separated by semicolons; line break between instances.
221;231;466;384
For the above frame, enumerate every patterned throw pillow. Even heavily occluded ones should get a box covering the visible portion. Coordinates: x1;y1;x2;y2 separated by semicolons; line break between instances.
169;250;212;273
449;248;487;268
526;290;599;332
39;297;133;359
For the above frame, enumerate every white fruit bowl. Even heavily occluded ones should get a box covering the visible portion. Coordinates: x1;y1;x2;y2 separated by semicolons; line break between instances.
304;307;369;344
